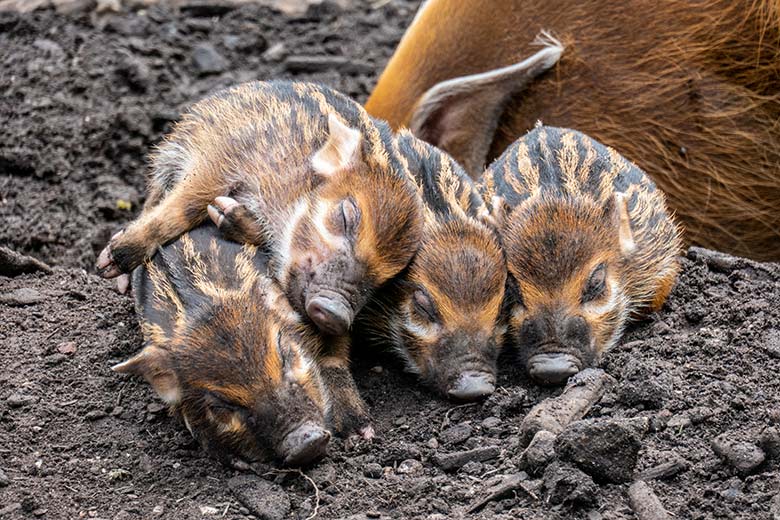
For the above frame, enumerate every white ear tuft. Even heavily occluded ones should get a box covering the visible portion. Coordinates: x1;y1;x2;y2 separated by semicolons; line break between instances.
311;114;362;177
478;195;509;229
615;192;637;255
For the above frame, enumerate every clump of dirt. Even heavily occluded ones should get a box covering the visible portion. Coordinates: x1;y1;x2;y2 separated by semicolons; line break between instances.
1;3;779;520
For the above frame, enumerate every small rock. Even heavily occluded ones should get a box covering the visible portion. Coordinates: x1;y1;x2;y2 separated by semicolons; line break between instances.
363;463;383;479
666;414;691;430
85;410;107;421
711;433;765;475
439;423;472;445
481;416;501;429
44;354;67;366
761;329;780;359
519;430;556;476
760;427;780;459
617;360;671;409
6;393;39;408
396;459;423;475
433;445;500;472
117;54;151;92
33;38;64;58
0;288;45;306
263;42;286;61
689;407;717;425
370;366;383;374
426;438;439;449
381;442;422;464
460;461;483;475
229;475;291;520
770;493;780;520
555;418;643;483
199;505;218;515
147;402;166;414
152;505;164;516
543;461;598;507
192;43;228;75
107;468;132;481
57;341;77;355
0;468;9;487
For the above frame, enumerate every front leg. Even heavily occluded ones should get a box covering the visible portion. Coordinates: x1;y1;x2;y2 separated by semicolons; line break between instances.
317;335;373;439
97;178;225;277
207;196;268;247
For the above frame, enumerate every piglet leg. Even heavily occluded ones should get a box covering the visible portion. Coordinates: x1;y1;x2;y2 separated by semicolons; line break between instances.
317;336;373;440
207;196;268;247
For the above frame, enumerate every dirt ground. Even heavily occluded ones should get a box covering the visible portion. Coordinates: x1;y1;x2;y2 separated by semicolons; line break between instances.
1;2;780;519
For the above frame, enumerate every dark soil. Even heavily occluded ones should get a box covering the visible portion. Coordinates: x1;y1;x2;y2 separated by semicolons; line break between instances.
1;2;780;519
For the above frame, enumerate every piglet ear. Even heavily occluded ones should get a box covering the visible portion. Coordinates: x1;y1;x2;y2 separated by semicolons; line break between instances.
113;345;181;405
311;113;363;177
614;192;636;256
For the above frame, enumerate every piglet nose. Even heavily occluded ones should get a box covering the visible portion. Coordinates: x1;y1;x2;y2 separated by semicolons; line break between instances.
527;353;581;385
280;421;331;467
447;371;496;402
306;296;351;336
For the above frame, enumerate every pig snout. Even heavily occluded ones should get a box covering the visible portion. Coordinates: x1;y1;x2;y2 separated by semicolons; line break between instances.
527;352;582;385
447;370;496;402
279;421;331;466
305;293;352;336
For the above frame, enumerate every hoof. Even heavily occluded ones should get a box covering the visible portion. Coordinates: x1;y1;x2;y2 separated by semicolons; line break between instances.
96;231;124;279
207;196;241;228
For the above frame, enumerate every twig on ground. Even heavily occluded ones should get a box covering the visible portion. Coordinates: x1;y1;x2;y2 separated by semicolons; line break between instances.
441;403;477;430
266;469;321;520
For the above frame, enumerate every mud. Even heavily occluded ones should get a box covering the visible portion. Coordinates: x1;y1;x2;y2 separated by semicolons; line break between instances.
1;2;779;519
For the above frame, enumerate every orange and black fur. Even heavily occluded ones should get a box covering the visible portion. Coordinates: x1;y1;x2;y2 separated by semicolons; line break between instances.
355;132;507;401
215;130;508;402
98;81;424;435
481;126;682;384
366;0;780;260
116;224;330;466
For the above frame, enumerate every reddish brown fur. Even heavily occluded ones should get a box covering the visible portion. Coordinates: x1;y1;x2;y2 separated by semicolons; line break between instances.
119;226;330;462
481;126;683;381
366;0;780;260
98;81;425;437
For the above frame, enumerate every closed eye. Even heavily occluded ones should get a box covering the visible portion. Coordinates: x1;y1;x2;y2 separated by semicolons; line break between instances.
413;288;439;323
581;263;607;303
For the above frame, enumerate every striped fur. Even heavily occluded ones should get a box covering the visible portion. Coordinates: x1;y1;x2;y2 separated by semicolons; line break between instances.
481;126;682;371
118;225;329;462
356;132;507;397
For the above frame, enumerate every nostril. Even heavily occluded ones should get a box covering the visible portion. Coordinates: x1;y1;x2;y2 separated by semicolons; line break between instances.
305;296;351;336
447;371;496;402
281;422;330;467
527;353;582;385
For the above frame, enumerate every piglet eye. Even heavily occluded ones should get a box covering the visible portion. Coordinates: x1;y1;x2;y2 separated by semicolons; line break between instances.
413;289;439;323
582;263;607;303
336;197;360;237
